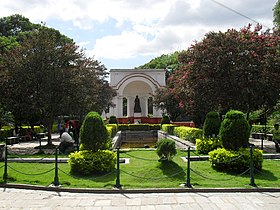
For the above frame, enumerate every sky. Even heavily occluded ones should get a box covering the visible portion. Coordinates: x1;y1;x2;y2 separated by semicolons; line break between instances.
0;0;277;70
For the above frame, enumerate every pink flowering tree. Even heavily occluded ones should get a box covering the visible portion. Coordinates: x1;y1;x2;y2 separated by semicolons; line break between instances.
170;24;280;127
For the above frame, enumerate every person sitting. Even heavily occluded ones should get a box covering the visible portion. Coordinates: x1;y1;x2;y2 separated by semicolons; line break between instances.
58;131;75;154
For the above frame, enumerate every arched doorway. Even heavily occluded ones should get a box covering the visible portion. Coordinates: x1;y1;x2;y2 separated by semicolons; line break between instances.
109;69;166;123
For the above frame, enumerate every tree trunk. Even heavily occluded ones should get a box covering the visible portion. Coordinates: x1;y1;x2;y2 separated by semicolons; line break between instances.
46;117;54;146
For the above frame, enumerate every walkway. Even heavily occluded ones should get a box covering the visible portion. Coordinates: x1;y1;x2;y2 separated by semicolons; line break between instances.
0;188;279;209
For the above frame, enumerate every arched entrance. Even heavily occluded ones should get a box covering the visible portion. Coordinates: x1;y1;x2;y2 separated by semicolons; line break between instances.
108;69;166;123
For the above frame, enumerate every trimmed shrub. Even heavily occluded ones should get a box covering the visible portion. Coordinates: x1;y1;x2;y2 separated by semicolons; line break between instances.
118;124;129;131
196;137;222;154
160;115;170;125
203;111;221;137
219;110;250;151
161;124;177;135
173;126;203;143
68;150;116;175
251;125;273;134
106;124;118;138
149;124;161;130
157;138;176;161
118;124;161;131
209;148;263;172
79;112;110;151
108;116;118;124
129;124;150;131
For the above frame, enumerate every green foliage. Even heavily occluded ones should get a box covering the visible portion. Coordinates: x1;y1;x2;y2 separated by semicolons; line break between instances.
251;125;273;134
273;0;280;28
118;124;160;131
161;124;178;135
79;112;110;152
173;126;203;143
149;124;161;130
128;124;150;131
0;125;43;141
203;111;221;137
68;150;116;175
118;124;129;131
219;110;250;151
157;139;176;161
137;51;180;72
209;148;263;172
108;116;118;124
160;115;170;125
106;124;118;138
170;26;280;127
196;137;222;154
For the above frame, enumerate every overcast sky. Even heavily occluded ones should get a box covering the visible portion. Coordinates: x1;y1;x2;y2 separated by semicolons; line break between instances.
0;0;277;70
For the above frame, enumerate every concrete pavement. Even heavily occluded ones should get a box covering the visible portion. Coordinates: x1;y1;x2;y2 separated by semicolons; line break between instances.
0;188;279;210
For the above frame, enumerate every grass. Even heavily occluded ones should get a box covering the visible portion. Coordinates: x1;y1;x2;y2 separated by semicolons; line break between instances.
0;149;279;189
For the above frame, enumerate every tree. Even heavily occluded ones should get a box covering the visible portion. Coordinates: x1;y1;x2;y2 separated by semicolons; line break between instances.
170;24;280;127
0;15;114;144
273;0;280;28
138;51;187;121
1;27;80;144
0;14;40;37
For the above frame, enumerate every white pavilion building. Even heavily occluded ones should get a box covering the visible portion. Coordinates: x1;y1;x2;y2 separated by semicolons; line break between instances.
108;69;166;123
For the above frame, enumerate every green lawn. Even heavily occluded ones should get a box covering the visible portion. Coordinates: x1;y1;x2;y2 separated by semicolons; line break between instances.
0;149;279;189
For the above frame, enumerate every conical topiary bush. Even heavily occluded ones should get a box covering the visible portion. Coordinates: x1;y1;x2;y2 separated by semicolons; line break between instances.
79;111;110;151
203;111;221;137
219;110;250;151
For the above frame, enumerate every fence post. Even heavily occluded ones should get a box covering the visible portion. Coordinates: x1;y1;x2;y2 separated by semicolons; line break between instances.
186;146;192;188
53;147;60;186
115;147;121;188
3;142;8;182
249;145;256;187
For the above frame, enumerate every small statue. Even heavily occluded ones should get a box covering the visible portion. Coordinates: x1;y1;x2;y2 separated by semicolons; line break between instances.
134;95;141;113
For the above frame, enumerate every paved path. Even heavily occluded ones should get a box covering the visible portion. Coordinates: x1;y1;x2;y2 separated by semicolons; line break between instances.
0;188;279;210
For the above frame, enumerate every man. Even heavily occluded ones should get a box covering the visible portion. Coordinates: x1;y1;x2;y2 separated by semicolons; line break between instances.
272;123;280;153
58;131;75;154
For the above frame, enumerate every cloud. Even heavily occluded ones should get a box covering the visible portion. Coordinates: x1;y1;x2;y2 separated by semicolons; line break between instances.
0;0;276;65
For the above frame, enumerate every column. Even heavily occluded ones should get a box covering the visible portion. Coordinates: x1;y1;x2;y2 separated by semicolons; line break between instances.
116;96;123;118
127;96;131;117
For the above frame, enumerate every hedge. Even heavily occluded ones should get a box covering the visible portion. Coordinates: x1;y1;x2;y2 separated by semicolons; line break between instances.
196;137;222;154
251;125;273;134
209;147;263;172
118;124;160;131
161;124;178;135
173;126;203;143
106;124;118;138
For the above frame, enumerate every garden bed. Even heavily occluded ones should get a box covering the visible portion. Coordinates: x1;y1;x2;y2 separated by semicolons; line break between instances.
0;150;279;189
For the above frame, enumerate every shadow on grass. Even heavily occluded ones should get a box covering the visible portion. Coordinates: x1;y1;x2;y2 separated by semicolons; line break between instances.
67;170;116;183
156;160;185;180
254;169;278;181
213;167;278;181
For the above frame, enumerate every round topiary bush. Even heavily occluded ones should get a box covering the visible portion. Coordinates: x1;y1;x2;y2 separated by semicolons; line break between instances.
209;148;263;172
68;150;116;175
108;116;118;124
160;115;170;125
219;110;250;151
203;111;221;137
79;111;110;151
157;138;176;161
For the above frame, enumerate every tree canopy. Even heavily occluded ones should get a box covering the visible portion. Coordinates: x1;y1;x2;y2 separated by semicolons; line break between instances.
273;0;280;28
170;24;280;126
0;15;114;144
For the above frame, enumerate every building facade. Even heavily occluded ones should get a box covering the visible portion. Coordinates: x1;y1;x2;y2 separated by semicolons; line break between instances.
108;69;166;123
